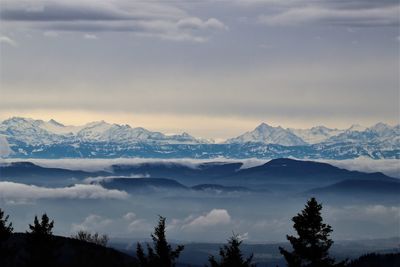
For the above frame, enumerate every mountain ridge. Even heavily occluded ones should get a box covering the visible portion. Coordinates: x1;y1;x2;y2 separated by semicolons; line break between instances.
1;117;398;159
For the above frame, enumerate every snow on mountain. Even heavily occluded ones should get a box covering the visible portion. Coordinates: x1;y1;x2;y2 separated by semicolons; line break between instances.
289;126;344;144
1;117;398;159
325;122;400;147
369;123;398;137
75;122;202;144
0;117;66;146
0;135;12;157
37;119;85;135
0;117;206;146
346;124;367;132
226;122;399;148
226;123;307;146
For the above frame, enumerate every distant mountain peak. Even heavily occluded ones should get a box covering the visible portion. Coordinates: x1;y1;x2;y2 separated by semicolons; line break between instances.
369;122;390;132
347;124;367;132
226;123;307;146
48;119;64;127
84;120;109;127
257;122;271;128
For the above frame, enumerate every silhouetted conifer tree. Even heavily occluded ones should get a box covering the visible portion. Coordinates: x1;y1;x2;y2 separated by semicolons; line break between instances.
0;208;13;241
279;197;346;267
0;208;15;266
136;216;184;267
27;213;56;267
208;234;255;267
28;213;54;236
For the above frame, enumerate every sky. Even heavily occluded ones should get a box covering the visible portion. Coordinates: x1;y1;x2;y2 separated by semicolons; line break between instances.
0;0;399;139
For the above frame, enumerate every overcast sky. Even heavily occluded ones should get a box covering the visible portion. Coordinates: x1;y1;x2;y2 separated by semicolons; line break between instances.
0;0;399;139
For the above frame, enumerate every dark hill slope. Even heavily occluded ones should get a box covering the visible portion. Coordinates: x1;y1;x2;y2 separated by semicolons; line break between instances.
0;233;137;267
97;177;188;192
0;162;107;186
348;253;400;267
309;179;400;195
111;162;243;185
230;158;394;184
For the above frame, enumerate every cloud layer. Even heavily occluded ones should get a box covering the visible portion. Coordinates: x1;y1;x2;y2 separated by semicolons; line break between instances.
247;0;399;27
0;35;17;46
258;5;399;27
0;182;128;200
184;209;231;228
0;0;227;42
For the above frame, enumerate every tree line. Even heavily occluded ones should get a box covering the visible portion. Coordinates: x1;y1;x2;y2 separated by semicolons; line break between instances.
0;197;374;267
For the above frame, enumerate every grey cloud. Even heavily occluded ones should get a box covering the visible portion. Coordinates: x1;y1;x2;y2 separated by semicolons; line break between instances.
237;0;398;9
0;0;184;21
321;158;400;178
71;212;151;236
177;17;228;31
0;4;131;21
0;35;17;46
0;0;226;41
322;0;398;10
183;209;232;229
71;214;113;232
258;4;399;27
0;182;129;200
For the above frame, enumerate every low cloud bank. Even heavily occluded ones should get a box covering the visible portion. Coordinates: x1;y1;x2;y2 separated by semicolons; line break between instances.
185;209;231;228
0;158;266;172
0;182;128;200
321;158;400;178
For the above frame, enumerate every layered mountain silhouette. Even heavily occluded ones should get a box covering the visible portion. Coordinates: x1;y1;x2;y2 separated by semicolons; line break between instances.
1;158;397;196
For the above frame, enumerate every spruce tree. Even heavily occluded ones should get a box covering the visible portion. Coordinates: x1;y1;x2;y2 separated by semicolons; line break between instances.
208;234;255;267
0;208;13;240
28;213;54;236
0;208;15;265
26;213;56;267
136;216;184;267
279;197;345;267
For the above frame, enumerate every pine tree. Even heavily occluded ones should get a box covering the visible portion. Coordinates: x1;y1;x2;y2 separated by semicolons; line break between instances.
26;213;56;267
28;213;54;236
208;234;255;267
0;208;13;240
136;216;184;267
279;197;346;267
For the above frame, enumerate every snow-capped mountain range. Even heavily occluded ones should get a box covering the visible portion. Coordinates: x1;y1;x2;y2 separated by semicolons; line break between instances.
226;123;307;146
0;117;398;159
0;117;209;145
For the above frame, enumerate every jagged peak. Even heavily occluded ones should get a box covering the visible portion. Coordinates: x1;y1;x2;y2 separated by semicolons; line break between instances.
48;119;65;127
347;124;367;132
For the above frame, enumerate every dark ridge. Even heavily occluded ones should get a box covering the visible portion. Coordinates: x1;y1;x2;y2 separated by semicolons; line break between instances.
0;161;107;179
191;184;250;192
110;161;243;185
0;233;136;267
347;253;400;267
308;179;400;195
235;158;393;182
97;177;188;192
